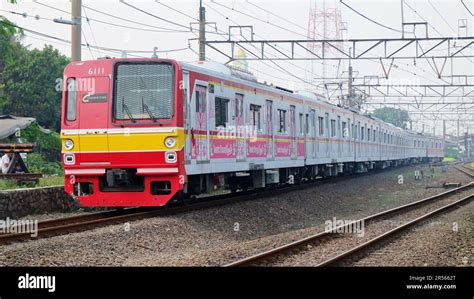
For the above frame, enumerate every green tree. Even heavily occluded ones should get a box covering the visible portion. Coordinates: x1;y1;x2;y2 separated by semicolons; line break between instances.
0;11;23;111
2;45;70;130
371;107;411;129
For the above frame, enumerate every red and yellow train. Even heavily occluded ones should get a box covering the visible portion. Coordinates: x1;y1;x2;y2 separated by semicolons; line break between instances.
61;58;444;207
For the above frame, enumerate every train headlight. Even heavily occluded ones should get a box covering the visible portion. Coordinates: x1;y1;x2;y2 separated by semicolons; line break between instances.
164;137;177;148
64;139;74;150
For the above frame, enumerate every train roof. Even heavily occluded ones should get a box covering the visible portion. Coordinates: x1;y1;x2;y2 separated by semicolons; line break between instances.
83;58;442;140
181;61;447;139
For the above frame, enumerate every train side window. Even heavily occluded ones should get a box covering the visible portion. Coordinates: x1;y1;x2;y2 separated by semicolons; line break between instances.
66;78;77;121
311;111;316;135
215;97;229;128
324;113;330;137
278;109;286;133
342;121;347;138
330;119;336;137
305;114;310;134
318;116;324;136
195;86;207;113
250;104;261;131
299;113;304;135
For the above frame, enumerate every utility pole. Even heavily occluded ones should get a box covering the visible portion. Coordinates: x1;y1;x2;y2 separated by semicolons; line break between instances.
401;0;404;38
348;57;353;98
71;0;82;62
199;0;206;61
443;120;446;139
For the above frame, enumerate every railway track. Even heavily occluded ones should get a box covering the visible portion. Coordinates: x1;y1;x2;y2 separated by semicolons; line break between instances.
0;162;446;245
0;165;398;245
224;182;474;267
454;162;474;178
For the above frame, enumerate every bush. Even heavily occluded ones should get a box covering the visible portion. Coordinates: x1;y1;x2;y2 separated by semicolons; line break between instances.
25;152;63;175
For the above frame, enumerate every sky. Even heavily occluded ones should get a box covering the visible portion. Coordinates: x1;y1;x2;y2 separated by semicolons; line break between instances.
1;0;473;135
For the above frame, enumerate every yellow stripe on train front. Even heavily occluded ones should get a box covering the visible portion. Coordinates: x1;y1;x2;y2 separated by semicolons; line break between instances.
61;129;185;153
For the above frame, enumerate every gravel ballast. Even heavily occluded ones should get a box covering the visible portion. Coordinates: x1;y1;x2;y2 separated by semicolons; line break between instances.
0;164;471;266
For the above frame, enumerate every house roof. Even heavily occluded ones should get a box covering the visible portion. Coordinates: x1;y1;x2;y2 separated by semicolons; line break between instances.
0;115;36;140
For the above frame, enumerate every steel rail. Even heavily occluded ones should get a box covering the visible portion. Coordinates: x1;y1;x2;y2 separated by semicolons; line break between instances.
0;165;398;245
454;163;474;178
224;182;473;266
316;193;474;266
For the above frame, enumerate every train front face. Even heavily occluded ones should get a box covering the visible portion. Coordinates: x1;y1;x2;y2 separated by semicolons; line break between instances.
60;58;185;207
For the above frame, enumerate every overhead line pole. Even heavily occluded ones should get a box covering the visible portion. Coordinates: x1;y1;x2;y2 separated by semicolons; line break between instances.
71;0;82;61
199;0;206;61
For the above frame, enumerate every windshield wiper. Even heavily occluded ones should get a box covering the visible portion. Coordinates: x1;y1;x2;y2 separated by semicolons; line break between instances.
122;97;136;123
143;101;157;122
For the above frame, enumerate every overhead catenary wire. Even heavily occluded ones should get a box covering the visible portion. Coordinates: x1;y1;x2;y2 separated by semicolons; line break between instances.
23;32;147;58
155;0;198;21
403;0;474;64
83;7;102;57
339;0;404;33
245;0;310;33
0;20;190;55
204;2;328;89
33;0;194;33
461;0;474;16
120;0;195;30
209;1;311;39
427;0;458;35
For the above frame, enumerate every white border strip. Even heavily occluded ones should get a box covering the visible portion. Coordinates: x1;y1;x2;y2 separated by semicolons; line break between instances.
65;169;106;175
136;168;179;174
62;127;181;135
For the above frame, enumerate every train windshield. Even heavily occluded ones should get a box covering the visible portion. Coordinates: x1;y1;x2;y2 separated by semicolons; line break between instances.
113;62;174;121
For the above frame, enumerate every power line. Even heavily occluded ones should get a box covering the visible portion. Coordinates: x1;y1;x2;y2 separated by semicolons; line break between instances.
0;20;190;54
244;0;311;33
403;0;473;64
427;0;458;34
0;9;54;21
81;28;95;59
402;1;443;36
189;16;464;93
24;33;147;58
339;0;404;33
208;1;310;38
461;0;474;16
120;0;193;30
155;0;198;21
83;7;101;57
208;5;323;88
34;0;192;33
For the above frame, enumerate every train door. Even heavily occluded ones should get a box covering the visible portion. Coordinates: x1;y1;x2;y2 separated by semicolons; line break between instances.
342;118;352;157
357;121;361;157
316;111;321;155
183;72;191;162
194;84;209;162
310;109;317;159
289;105;297;159
337;116;341;157
265;100;274;160
79;76;109;162
325;113;330;158
235;93;246;161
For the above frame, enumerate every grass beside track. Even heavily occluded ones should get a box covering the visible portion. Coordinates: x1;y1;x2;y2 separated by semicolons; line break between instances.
0;176;64;190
